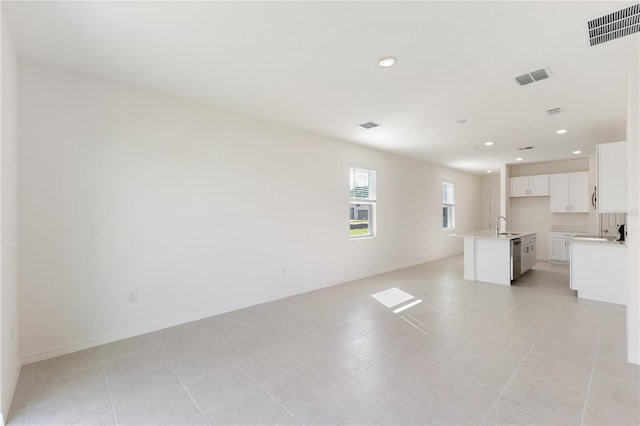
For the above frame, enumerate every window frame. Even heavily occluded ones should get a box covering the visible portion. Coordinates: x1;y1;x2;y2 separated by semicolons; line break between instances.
349;167;377;239
442;181;456;230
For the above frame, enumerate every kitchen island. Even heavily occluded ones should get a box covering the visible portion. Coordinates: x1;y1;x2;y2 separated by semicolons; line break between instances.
457;230;537;286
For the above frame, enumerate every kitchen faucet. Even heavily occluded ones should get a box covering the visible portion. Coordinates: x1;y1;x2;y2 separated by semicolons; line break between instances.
496;216;508;236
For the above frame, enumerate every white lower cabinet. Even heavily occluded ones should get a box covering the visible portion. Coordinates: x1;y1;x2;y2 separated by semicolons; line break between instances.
520;234;537;273
548;231;582;264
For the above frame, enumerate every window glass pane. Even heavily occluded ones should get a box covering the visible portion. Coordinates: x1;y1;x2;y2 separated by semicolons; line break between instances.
442;182;455;205
350;168;377;200
350;203;372;237
443;206;455;229
349;167;376;238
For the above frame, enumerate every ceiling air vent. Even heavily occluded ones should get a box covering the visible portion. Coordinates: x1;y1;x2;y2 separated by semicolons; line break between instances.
546;106;566;115
515;69;549;86
358;121;380;129
518;146;535;151
588;3;639;46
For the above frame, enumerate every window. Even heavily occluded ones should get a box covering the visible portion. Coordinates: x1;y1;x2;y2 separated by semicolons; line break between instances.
350;167;376;238
442;181;455;230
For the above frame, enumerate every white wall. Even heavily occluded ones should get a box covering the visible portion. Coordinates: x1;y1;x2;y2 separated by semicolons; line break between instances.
0;13;20;424
18;60;483;362
481;174;500;230
627;46;639;365
508;158;589;177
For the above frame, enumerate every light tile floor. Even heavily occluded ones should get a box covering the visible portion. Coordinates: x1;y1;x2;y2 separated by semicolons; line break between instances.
8;256;640;425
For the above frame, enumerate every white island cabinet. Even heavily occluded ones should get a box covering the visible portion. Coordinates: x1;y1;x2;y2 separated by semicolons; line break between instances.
458;230;537;286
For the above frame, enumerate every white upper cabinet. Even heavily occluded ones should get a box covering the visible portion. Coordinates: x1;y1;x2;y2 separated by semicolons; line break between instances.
509;174;549;197
509;176;529;197
569;172;590;212
597;141;628;213
550;171;589;213
528;175;550;196
550;173;570;212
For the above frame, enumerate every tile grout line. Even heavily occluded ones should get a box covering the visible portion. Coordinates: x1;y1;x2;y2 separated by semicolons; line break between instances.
478;301;567;426
406;313;430;329
232;360;307;426
270;330;396;422
266;323;416;423
149;337;212;426
96;349;119;426
377;289;537;426
270;329;387;389
579;325;603;426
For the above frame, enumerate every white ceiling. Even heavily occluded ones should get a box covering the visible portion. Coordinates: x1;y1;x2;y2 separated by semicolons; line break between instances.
3;1;639;174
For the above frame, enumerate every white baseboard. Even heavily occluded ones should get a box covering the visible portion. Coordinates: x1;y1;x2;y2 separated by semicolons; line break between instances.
21;254;453;364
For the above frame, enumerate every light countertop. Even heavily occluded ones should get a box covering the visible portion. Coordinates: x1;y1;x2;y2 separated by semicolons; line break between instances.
550;225;589;233
571;237;626;247
454;230;536;240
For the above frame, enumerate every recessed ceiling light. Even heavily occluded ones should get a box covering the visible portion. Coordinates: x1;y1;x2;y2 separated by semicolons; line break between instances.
484;141;494;146
556;129;568;134
378;57;396;68
486;170;493;173
516;157;524;161
573;150;582;154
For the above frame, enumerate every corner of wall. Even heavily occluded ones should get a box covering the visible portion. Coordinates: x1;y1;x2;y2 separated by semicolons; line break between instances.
1;11;22;423
626;42;640;366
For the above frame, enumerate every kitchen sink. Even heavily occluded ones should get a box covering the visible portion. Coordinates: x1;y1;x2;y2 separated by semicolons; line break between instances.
498;232;520;236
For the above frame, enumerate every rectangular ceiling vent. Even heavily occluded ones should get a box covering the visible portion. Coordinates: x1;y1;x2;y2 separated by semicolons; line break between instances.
358;121;380;129
588;3;640;46
546;106;566;115
515;68;549;86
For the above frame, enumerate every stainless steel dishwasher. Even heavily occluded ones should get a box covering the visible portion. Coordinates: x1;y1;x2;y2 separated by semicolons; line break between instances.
511;238;522;280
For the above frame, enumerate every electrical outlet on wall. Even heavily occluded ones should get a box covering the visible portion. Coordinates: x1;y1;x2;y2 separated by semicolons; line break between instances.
128;290;138;303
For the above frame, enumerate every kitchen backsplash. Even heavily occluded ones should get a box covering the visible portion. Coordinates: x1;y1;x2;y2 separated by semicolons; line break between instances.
600;213;627;236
